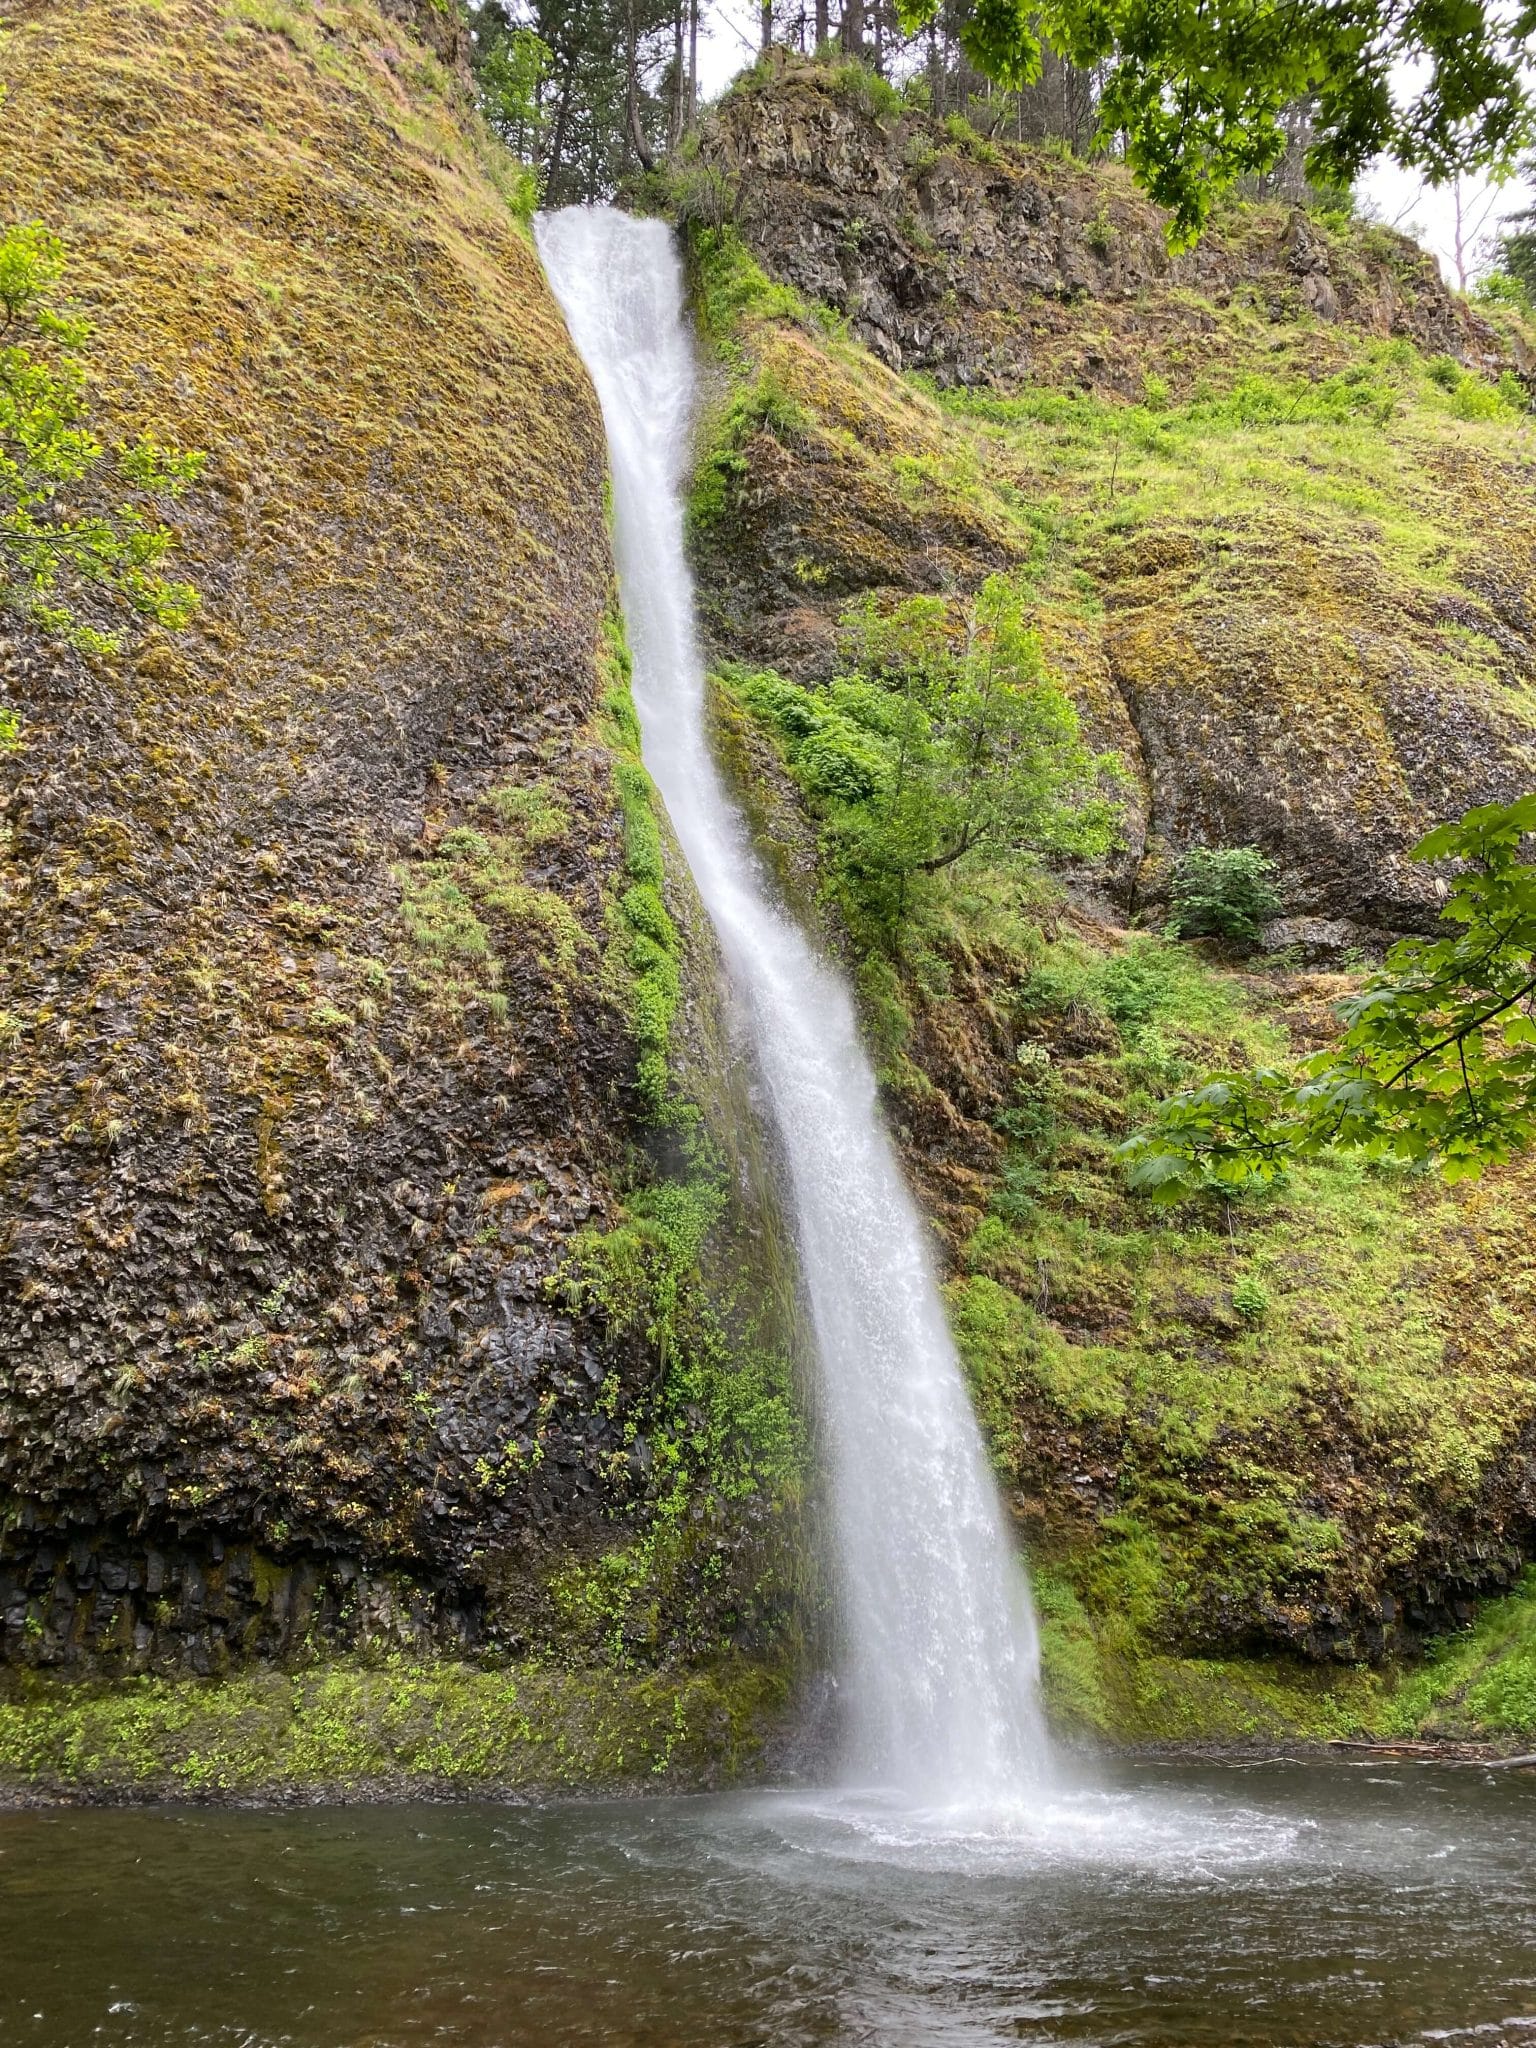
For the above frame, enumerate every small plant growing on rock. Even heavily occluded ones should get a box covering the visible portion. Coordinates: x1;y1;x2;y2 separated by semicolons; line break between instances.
828;59;902;124
1084;200;1116;256
1232;1273;1271;1321
1166;845;1283;950
943;113;1004;166
0;222;205;656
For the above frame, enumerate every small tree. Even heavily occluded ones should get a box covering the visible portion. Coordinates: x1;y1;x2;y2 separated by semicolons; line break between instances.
736;576;1121;949
0;221;204;736
1166;844;1283;949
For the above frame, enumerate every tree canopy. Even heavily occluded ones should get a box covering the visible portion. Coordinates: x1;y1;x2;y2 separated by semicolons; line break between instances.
897;0;1536;243
1122;796;1536;1203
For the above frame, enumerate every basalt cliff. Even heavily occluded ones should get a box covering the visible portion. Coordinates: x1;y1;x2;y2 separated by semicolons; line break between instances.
3;12;1536;1797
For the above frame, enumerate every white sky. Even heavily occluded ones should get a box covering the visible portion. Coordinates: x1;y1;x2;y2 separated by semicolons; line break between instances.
693;0;1522;286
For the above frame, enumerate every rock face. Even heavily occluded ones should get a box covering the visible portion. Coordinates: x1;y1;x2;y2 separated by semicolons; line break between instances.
1096;509;1536;935
692;64;1536;938
699;57;1522;397
0;0;779;1683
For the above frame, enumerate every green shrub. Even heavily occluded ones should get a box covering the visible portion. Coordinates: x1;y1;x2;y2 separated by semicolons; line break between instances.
0;222;204;656
1451;373;1510;420
1166;844;1283;949
943;113;1004;165
1084;199;1116;255
1232;1273;1271;1321
1473;270;1532;315
827;59;902;122
665;163;740;233
721;577;1120;952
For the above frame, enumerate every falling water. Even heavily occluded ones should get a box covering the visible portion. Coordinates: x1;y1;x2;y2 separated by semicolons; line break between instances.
537;206;1048;1802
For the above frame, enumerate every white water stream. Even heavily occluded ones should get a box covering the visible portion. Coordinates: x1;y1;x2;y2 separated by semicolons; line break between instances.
537;206;1048;1804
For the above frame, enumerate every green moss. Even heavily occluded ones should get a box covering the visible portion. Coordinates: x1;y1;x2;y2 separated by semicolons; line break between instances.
0;1653;789;1797
549;1147;808;1668
596;618;688;1122
923;341;1535;646
688;370;810;541
395;802;589;1021
1379;1569;1536;1739
935;931;1535;1691
0;0;612;1235
684;225;808;348
1033;1564;1536;1746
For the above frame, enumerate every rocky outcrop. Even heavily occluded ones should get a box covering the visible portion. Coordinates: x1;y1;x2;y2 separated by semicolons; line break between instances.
682;69;1536;1686
699;56;1522;397
688;65;1536;940
1098;514;1536;937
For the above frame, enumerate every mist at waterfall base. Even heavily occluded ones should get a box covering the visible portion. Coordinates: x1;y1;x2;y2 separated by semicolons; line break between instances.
536;203;1047;1808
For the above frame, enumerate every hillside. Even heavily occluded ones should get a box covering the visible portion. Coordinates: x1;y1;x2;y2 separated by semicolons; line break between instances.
5;20;1536;1797
681;60;1536;1740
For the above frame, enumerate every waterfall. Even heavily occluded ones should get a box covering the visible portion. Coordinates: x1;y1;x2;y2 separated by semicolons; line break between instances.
537;206;1049;1804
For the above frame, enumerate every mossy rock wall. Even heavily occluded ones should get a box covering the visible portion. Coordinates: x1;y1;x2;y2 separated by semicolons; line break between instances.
677;83;1536;1732
690;65;1536;938
0;0;806;1778
0;0;632;1666
699;56;1521;396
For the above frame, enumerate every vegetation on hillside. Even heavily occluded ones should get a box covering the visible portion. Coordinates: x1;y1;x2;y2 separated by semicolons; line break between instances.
0;222;203;744
674;147;1536;1730
1127;795;1536;1202
717;578;1119;952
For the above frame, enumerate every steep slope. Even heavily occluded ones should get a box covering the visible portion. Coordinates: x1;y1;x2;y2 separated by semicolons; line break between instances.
676;64;1536;1740
0;0;805;1793
693;58;1536;942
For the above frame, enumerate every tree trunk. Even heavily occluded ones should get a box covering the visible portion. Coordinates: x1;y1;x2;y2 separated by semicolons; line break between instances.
840;0;863;59
761;0;773;51
546;58;577;204
624;0;655;173
670;0;684;149
815;0;829;50
688;0;699;125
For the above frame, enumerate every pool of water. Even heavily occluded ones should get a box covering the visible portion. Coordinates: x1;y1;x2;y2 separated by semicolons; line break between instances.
4;1761;1535;2046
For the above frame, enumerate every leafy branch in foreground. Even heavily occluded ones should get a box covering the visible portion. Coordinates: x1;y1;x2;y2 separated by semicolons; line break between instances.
1120;796;1536;1203
0;221;204;668
896;0;1535;247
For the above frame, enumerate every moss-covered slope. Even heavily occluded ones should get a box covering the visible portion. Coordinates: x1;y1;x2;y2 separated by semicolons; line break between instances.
0;0;807;1793
691;60;1536;941
677;68;1536;1743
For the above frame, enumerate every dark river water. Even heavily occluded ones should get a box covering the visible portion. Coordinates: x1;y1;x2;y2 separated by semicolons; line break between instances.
4;1762;1535;2047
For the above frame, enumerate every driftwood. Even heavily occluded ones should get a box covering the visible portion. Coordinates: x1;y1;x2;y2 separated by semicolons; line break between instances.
1326;1738;1536;1768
